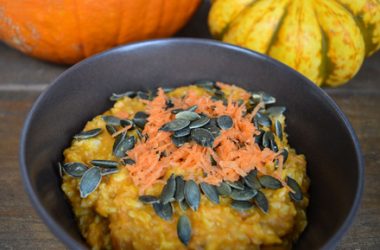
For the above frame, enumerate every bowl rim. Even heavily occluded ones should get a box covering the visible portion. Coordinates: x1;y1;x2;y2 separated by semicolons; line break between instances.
19;37;364;250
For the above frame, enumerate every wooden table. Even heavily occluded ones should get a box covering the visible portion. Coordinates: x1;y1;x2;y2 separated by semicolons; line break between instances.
1;2;379;249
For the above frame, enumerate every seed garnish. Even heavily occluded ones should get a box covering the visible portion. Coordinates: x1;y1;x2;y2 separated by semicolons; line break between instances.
73;128;102;140
177;215;192;246
79;167;102;198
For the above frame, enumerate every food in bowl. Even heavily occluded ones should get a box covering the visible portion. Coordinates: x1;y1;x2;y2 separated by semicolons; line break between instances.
60;81;309;249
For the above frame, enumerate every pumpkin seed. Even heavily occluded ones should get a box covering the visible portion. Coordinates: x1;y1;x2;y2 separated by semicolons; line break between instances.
217;115;233;130
184;180;201;211
191;128;214;147
200;183;220;204
153;202;173;221
226;179;245;190
254;190;269;213
179;199;189;211
186;105;198;112
254;112;272;127
267;106;286;117
90;160;119;168
160;119;190;132
175;176;185;201
270;137;278;152
73;128;102;140
58;162;63;178
275;120;283;140
216;182;232;196
230;188;257;201
189;115;210;129
122;158;135;165
106;125;117;135
175;111;201;121
63;162;88;177
79;167;102;198
136;91;150;100
177;215;192;246
112;131;127;154
160;174;176;204
100;168;119;176
259;175;283;189
173;127;191;138
287;176;303;201
244;170;261;190
165;99;174;109
101;115;121;126
262;131;274;148
281;149;289;163
171;135;190;147
120;119;134;128
231;200;253;211
110;91;136;101
254;130;264;148
113;135;136;158
205;125;221;137
139;195;159;204
194;79;217;90
171;108;184;114
251;91;276;105
133;111;149;129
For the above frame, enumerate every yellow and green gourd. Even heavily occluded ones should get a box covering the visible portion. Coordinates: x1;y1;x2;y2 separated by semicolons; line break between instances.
209;0;380;87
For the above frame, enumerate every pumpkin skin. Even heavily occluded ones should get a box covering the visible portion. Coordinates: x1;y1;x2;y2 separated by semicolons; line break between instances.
209;0;380;87
0;0;200;64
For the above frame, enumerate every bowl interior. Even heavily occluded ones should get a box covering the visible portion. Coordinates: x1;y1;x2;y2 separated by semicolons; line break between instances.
20;39;363;250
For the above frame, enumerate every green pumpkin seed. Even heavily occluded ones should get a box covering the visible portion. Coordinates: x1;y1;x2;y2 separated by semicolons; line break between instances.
113;135;136;158
58;162;63;178
254;112;272;127
101;115;121;126
244;170;261;190
191;128;214;147
63;162;88;178
136;91;150;100
254;130;264;148
194;80;218;91
73;128;102;140
200;183;220;204
267;106;286;117
270;137;278;152
100;168;119;176
217;115;233;130
230;188;257;201
179;198;189;211
161;119;190;132
106;125;117;135
205;125;221;137
259;175;283;189
160;174;176;204
79;167;102;198
287;176;303;201
171;135;190;147
139;195;159;204
173;127;191;138
171;108;184;114
186;105;198;112
120;119;134;128
175;176;185;201
165;99;174;109
133;111;149;129
254;190;269;213
184;180;201;211
251;92;276;105
177;215;192;246
112;132;127;155
226;179;245;190
281;149;289;163
122;158;135;165
262;131;274;148
231;200;253;211
90;160;119;168
275;120;283;140
175;111;201;121
110;91;136;101
216;182;232;196
189;115;210;129
153;202;173;221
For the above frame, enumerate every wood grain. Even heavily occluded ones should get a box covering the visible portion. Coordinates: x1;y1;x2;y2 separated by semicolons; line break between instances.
0;1;379;249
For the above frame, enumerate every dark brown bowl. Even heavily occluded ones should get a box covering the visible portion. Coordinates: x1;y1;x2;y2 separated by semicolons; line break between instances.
19;38;364;249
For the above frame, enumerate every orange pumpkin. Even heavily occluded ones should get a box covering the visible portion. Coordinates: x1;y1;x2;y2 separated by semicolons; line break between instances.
0;0;200;64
